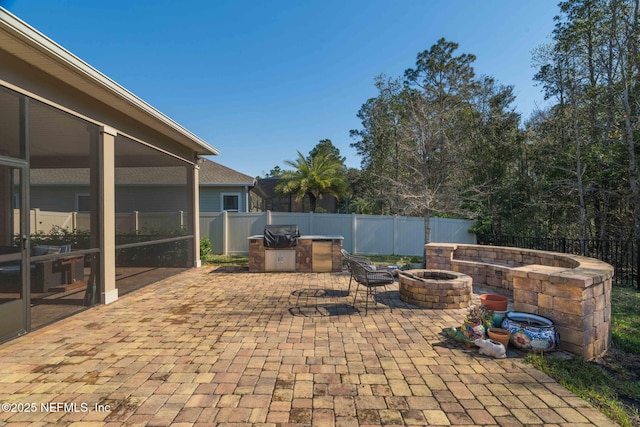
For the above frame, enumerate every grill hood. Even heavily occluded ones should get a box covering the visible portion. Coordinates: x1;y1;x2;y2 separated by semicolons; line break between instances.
263;225;300;248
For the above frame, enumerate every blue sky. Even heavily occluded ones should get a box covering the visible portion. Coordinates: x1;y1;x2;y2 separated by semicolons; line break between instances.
3;0;559;178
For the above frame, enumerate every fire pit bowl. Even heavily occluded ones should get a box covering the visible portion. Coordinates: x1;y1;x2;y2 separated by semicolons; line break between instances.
398;269;472;309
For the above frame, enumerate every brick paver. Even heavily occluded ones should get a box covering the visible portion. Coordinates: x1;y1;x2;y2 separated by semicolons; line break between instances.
0;267;618;426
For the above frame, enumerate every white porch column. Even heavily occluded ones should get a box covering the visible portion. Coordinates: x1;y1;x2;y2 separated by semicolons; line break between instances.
100;126;118;304
191;163;201;267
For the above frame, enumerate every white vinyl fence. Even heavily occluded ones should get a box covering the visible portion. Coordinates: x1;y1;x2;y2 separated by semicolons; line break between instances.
22;209;186;234
199;211;476;256
22;209;476;256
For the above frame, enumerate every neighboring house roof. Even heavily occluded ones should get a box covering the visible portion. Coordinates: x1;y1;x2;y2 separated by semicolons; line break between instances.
199;158;255;186
254;176;338;213
29;167;188;185
255;177;282;196
0;7;218;156
29;159;255;187
29;168;91;185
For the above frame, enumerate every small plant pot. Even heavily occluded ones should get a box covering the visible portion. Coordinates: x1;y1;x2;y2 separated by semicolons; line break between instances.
462;319;486;341
492;310;508;328
487;327;510;349
480;294;509;311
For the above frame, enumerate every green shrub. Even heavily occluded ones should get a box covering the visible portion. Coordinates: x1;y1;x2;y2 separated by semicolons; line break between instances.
200;237;212;258
30;225;90;248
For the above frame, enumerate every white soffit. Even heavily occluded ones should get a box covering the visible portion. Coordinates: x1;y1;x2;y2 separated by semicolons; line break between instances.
0;8;219;156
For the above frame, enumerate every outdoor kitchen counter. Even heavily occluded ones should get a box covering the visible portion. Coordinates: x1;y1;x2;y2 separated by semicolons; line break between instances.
248;235;344;273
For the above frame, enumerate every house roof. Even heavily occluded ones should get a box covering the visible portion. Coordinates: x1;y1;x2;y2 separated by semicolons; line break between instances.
199;158;255;186
0;8;218;157
30;167;187;185
255;177;282;197
29;158;254;187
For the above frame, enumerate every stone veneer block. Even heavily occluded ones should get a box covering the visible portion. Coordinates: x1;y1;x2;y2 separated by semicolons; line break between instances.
248;239;265;273
296;240;313;272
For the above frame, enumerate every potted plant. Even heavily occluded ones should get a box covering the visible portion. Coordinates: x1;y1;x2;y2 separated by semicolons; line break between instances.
408;256;423;269
461;304;493;341
487;327;511;349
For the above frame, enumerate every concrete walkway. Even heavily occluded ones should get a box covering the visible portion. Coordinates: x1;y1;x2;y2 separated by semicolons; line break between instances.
0;266;617;426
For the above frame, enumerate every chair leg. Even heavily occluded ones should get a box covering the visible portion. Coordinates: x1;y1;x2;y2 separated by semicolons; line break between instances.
347;274;352;294
387;284;393;313
353;283;371;315
365;286;370;315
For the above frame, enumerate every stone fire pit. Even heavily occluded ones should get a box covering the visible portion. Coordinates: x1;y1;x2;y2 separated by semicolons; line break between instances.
398;269;472;309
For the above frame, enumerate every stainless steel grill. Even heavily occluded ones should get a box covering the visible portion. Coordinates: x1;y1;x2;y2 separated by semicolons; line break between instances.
263;224;299;248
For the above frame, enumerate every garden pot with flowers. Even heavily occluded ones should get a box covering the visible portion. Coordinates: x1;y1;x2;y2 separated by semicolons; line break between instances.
461;304;493;341
447;304;495;347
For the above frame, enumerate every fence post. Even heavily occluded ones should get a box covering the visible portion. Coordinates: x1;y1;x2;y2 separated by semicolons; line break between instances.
134;211;139;233
393;215;398;255
352;213;357;254
309;211;313;234
33;208;39;233
223;210;228;255
267;210;272;225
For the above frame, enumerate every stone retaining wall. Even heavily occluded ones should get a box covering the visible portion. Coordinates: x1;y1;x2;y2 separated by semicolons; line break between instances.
426;243;614;359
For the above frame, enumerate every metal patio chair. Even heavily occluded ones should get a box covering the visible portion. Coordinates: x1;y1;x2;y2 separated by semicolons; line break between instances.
347;257;394;314
341;249;376;294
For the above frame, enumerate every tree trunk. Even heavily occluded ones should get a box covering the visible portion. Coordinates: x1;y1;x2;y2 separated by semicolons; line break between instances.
424;211;431;244
618;0;640;239
622;86;640;240
572;102;587;240
308;194;317;213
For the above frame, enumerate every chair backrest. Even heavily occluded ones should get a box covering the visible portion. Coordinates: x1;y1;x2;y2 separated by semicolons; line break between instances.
347;258;369;285
341;249;356;272
341;249;373;267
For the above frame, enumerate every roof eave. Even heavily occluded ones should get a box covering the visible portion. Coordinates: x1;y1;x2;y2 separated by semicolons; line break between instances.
201;182;255;187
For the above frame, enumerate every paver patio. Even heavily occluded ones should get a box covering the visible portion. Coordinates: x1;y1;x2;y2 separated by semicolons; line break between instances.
0;266;617;426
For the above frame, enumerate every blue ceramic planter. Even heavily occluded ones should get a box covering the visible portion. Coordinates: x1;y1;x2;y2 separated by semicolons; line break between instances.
501;312;559;353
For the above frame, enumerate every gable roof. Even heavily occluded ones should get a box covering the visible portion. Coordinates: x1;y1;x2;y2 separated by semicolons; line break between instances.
199;158;255;186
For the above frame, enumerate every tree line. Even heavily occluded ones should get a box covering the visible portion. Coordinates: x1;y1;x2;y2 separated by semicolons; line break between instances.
269;0;640;244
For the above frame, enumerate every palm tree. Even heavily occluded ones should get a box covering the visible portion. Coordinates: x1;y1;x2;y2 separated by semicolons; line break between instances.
276;150;349;212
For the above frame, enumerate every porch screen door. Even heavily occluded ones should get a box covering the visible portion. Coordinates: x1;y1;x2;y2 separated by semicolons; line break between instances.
0;162;27;341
